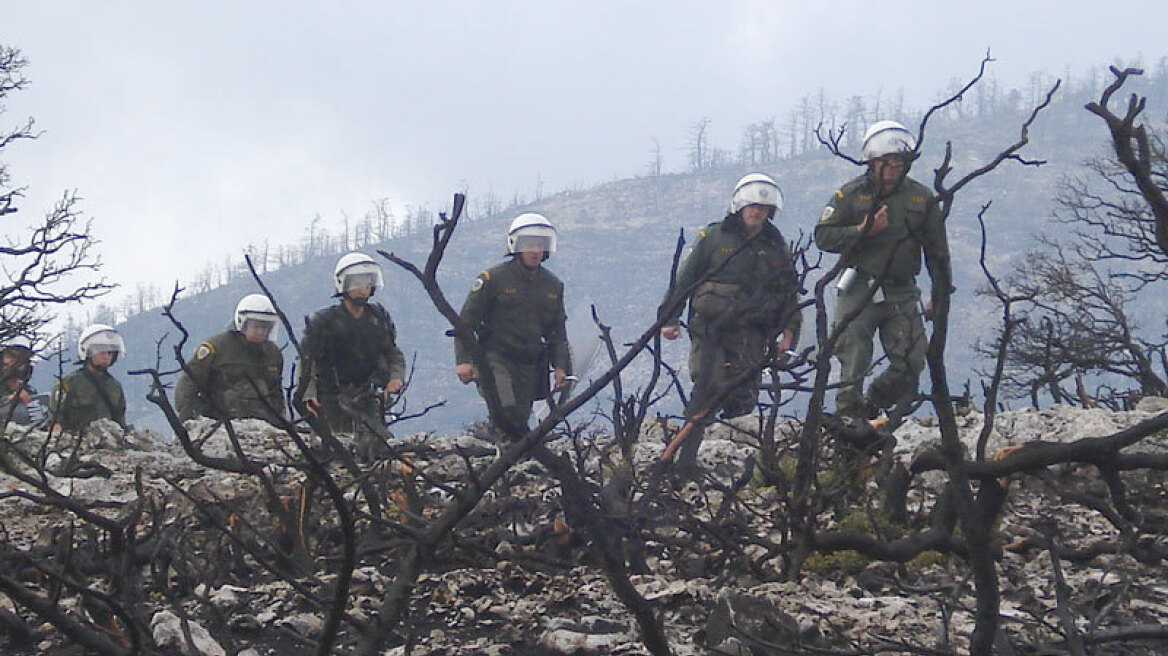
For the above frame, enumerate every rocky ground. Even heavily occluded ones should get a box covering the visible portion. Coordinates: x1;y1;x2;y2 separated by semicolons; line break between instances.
3;403;1168;655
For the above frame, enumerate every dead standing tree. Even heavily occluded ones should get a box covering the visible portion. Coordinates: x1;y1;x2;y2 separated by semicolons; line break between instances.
800;55;1062;656
849;63;1168;655
369;194;677;656
136;288;363;656
983;240;1168;406
1086;67;1168;259
0;44;127;655
976;67;1168;409
0;45;112;343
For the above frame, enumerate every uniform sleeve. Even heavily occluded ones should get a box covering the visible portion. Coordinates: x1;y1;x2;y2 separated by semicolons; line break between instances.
548;281;572;374
775;238;803;343
111;379;127;427
659;230;712;325
813;187;863;254
455;271;493;365
174;371;202;420
921;196;953;297
381;319;407;384
294;317;321;406
175;340;216;420
266;347;288;418
47;377;72;428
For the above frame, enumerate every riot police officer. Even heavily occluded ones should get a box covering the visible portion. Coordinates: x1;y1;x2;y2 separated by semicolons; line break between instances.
295;253;406;434
176;293;286;424
660;173;801;471
814;120;951;422
49;325;127;432
455;213;572;436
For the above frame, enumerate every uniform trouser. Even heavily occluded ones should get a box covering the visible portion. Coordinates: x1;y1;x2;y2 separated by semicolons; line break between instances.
476;351;541;437
320;392;378;434
222;385;284;425
677;316;769;470
832;288;927;418
318;390;396;460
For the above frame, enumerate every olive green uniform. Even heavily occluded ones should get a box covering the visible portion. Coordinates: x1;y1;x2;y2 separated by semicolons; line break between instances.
660;213;801;469
175;330;286;423
456;258;571;433
813;172;951;418
295;302;406;433
49;367;127;432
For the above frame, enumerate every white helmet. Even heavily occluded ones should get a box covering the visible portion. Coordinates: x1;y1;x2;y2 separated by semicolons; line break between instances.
234;293;280;341
730;173;783;218
3;335;34;356
333;252;384;296
507;213;557;256
77;324;126;363
861;120;916;162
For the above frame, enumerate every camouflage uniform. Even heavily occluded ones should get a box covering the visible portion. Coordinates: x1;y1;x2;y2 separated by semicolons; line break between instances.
0;356;37;426
456;258;571;434
814;172;951;418
0;386;39;426
295;302;406;433
175;330;285;423
49;368;127;432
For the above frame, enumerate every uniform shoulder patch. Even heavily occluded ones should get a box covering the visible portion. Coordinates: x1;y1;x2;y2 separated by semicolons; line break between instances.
697;229;707;239
819;206;835;222
195;342;215;360
834;189;844;199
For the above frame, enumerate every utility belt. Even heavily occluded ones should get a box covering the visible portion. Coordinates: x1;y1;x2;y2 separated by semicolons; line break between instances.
487;340;548;366
334;379;380;397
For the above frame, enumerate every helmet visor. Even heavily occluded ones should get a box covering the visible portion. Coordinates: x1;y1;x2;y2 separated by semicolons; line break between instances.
863;129;916;161
731;181;781;215
342;270;383;293
240;317;279;342
513;234;553;254
83;331;125;359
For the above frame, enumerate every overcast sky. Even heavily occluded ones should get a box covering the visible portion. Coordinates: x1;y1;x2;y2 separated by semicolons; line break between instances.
5;1;1167;307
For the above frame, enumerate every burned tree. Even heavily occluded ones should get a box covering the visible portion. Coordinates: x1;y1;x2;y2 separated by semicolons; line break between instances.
0;45;112;344
985;67;1168;408
1085;67;1168;260
978;239;1168;407
795;54;1062;656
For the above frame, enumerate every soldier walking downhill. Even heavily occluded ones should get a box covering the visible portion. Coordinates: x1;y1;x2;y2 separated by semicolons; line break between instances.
813;120;952;424
454;213;572;437
659;173;802;474
295;253;406;444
